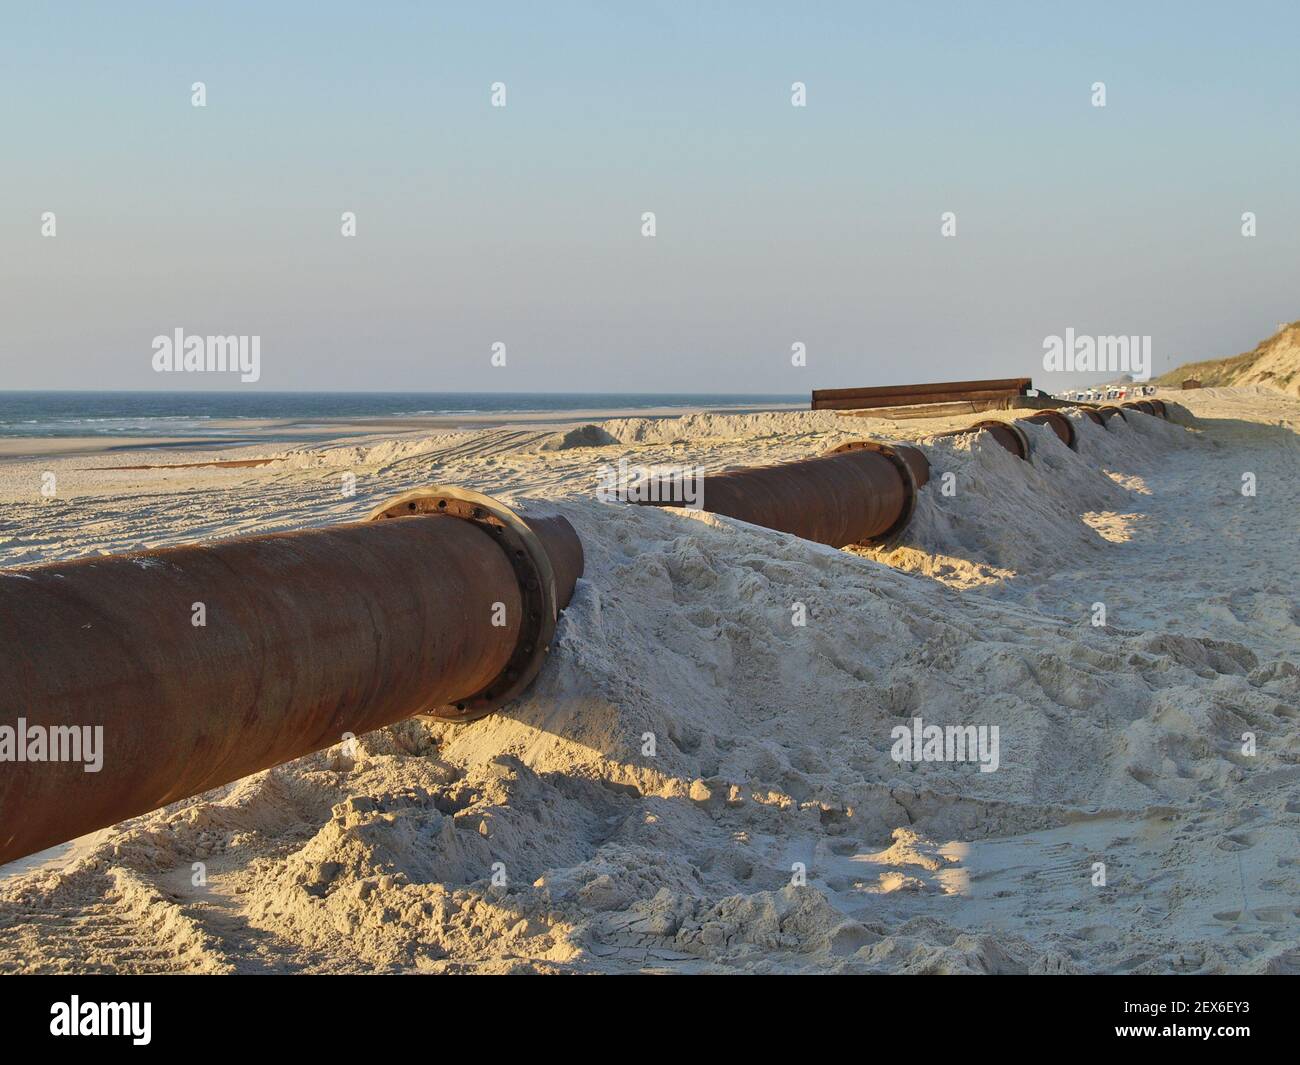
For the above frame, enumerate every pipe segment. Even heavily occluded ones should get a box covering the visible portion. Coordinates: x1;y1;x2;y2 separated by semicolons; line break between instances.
0;486;582;866
632;444;929;548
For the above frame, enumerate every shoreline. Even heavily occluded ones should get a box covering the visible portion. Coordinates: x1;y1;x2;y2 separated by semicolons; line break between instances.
0;402;807;462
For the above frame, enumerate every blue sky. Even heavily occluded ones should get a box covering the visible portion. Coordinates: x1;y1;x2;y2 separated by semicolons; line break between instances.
2;1;1297;391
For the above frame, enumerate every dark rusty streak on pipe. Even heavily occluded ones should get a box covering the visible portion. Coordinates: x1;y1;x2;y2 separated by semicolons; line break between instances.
0;486;582;867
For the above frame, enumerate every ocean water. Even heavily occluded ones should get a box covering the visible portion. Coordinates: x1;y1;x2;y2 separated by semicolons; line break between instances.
0;391;803;441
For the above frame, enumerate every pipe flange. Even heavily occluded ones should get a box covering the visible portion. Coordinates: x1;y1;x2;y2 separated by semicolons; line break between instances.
367;486;558;723
1098;404;1127;423
825;440;919;545
827;440;868;455
972;419;1031;461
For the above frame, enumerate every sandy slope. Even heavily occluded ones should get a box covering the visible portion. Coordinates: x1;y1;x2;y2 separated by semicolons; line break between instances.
0;388;1296;974
1158;321;1300;395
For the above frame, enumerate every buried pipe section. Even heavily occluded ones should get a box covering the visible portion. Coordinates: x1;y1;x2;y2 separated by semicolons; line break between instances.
0;486;582;867
935;419;1031;461
938;397;1172;462
824;439;931;490
1018;409;1077;450
632;443;929;548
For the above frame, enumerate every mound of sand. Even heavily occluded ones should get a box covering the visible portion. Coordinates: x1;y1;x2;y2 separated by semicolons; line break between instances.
600;410;848;445
539;424;619;451
1159;321;1300;395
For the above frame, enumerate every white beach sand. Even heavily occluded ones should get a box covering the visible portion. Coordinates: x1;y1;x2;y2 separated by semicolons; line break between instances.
0;387;1296;973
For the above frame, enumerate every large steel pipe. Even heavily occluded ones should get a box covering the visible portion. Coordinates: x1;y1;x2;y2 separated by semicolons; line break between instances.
826;440;931;489
633;446;922;547
935;396;1172;465
935;419;1031;460
1019;409;1077;450
938;404;1126;460
0;486;582;866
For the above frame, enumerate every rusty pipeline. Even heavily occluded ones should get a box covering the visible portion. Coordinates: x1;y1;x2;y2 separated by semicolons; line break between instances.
937;405;1103;460
0;486;582;867
957;398;1170;458
825;439;931;490
632;442;927;548
936;418;1031;461
980;399;1171;460
1018;410;1077;450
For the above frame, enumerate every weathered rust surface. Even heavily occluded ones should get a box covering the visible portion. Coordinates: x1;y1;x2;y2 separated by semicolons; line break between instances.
365;488;584;722
0;498;582;866
814;388;1026;411
1123;400;1157;416
826;440;931;489
812;378;1031;411
937;419;1030;460
832;397;1016;420
1148;399;1168;419
634;448;917;547
1097;405;1127;423
1018;409;1077;450
1078;407;1106;426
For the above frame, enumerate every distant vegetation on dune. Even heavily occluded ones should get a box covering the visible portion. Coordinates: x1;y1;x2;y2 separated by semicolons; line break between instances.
1158;320;1300;395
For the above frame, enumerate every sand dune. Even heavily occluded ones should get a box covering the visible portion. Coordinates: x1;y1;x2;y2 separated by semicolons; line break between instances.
1;388;1296;973
1159;321;1300;395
